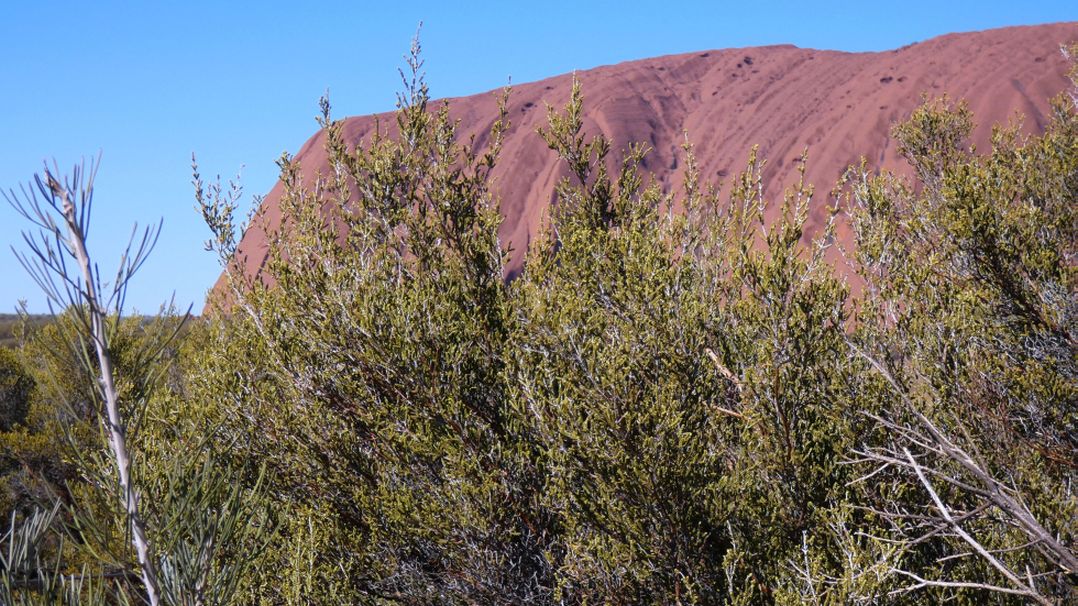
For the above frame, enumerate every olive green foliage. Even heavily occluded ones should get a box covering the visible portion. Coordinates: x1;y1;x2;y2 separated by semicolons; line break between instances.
193;45;890;603
0;315;51;351
6;40;1074;606
844;92;1077;603
0;312;197;520
2;162;270;605
0;308;272;604
511;83;854;603
198;40;546;603
0;316;19;351
0;348;32;433
0;347;42;519
0;315;105;525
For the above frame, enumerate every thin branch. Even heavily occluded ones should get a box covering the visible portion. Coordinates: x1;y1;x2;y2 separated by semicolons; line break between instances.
902;448;1049;606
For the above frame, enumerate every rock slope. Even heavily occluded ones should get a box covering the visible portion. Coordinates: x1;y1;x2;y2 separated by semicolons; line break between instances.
213;23;1077;304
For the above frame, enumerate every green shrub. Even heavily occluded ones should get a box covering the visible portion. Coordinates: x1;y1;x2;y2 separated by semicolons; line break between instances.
0;348;32;432
4;38;1072;606
844;92;1077;604
194;58;869;604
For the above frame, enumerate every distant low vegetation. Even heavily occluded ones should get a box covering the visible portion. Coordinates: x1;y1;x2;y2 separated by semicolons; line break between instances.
0;39;1074;605
0;315;51;350
0;314;194;350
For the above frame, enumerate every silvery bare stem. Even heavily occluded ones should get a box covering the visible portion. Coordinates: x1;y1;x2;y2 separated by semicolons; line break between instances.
5;158;162;606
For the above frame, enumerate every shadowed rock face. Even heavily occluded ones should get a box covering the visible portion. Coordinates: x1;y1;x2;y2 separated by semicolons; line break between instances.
211;23;1077;307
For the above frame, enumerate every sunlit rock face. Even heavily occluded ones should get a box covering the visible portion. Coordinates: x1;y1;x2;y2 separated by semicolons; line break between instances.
212;22;1077;307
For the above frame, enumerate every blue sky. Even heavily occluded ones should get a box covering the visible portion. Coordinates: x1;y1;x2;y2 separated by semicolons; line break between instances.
2;1;1075;313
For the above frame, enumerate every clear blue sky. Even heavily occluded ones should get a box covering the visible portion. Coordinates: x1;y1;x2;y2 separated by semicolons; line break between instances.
2;1;1075;314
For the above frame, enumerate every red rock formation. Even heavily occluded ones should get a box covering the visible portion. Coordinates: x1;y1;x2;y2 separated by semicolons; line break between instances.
212;23;1077;306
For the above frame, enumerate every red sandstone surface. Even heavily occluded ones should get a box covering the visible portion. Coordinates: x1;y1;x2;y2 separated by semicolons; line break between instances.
212;23;1077;305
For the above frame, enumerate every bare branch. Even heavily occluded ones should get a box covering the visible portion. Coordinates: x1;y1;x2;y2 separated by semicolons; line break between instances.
8;158;163;606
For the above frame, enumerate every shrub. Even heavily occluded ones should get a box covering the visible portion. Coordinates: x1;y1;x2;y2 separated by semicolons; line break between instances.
0;348;32;432
844;91;1077;604
5;36;1073;606
3;162;270;605
195;49;864;604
